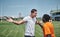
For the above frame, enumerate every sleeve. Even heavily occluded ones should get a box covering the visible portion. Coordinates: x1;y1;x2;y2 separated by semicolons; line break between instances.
23;17;28;22
44;25;51;35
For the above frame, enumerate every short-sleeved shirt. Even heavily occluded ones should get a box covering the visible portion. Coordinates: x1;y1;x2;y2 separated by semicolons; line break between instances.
43;22;55;37
23;16;36;36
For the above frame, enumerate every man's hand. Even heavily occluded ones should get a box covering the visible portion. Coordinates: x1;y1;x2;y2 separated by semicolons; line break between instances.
6;17;13;22
4;16;26;25
36;21;40;24
36;21;43;28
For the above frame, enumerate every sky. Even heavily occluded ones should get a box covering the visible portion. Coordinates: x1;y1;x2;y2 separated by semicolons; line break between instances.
0;0;60;17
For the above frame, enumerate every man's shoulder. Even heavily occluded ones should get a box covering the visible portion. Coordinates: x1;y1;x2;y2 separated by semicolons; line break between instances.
23;16;30;20
24;16;30;18
23;16;29;21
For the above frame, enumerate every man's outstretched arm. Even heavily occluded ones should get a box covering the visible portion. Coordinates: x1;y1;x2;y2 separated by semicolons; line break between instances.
12;20;25;25
6;17;26;25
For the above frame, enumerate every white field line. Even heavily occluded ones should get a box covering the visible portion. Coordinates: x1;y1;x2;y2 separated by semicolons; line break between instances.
14;26;21;37
35;30;43;36
36;28;43;32
14;26;18;37
15;25;25;37
1;28;8;34
21;25;25;37
18;26;23;36
35;27;43;36
6;30;13;37
14;30;18;37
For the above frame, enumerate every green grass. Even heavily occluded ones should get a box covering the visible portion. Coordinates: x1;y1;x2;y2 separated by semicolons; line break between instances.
0;21;60;37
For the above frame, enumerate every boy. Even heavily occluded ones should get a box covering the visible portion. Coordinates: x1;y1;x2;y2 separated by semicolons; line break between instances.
39;14;55;37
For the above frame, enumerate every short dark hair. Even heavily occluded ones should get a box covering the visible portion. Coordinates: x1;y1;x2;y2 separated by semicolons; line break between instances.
42;14;51;23
31;9;37;13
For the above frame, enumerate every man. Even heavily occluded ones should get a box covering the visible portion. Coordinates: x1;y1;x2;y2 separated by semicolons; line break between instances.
6;9;40;37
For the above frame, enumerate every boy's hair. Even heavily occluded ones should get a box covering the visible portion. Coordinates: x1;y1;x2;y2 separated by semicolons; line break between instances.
42;14;51;23
31;9;37;13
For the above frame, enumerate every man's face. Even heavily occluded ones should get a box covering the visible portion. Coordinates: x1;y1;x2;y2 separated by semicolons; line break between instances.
31;11;37;17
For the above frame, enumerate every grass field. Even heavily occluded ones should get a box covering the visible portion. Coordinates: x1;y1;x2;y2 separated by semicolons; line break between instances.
0;21;60;37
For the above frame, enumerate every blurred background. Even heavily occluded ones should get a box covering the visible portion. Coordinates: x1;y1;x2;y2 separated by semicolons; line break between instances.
0;0;60;37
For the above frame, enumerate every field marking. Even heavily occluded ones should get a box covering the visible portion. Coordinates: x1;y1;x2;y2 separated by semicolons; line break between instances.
35;27;43;36
35;30;43;36
6;25;18;37
21;25;25;37
36;27;42;32
1;28;8;34
6;30;13;37
14;26;21;37
1;25;13;34
14;26;19;37
14;30;18;37
15;25;24;37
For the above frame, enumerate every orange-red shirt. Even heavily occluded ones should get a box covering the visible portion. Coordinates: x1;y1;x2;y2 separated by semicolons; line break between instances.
43;22;55;37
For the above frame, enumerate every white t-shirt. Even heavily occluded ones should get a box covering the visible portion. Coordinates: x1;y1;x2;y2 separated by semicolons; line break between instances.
23;16;36;36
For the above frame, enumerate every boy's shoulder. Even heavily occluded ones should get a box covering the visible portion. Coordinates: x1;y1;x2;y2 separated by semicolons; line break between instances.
44;22;51;26
44;22;53;27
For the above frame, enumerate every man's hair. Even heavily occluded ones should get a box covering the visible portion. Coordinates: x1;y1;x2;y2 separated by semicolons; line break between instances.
31;9;37;13
42;14;51;23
